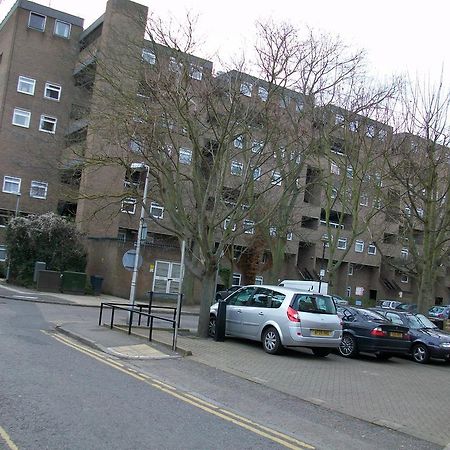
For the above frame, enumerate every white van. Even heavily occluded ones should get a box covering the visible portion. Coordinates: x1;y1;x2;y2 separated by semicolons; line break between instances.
278;280;328;295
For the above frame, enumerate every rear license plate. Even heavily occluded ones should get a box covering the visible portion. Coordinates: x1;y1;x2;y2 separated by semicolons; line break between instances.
311;329;332;336
389;332;403;338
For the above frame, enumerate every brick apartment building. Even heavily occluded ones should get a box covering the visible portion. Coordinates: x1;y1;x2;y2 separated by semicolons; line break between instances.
1;0;448;305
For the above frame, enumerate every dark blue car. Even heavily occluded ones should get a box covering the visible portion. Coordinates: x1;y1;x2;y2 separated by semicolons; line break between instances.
374;309;450;364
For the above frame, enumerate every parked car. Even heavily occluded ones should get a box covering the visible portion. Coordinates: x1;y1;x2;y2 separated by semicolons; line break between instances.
395;303;418;313
215;285;242;301
209;285;342;356
373;309;450;363
376;299;403;309
336;306;410;360
331;295;348;306
428;305;450;329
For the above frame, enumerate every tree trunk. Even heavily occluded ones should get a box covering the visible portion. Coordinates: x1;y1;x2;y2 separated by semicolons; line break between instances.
197;269;217;338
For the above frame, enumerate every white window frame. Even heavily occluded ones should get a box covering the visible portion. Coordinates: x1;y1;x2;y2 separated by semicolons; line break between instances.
258;86;268;101
271;170;282;186
349;120;358;132
401;248;409;259
337;238;347;250
355;240;364;253
12;108;31;128
234;135;244;149
232;273;241;286
0;245;6;262
335;113;345;126
346;166;354;179
54;19;71;38
367;243;377;255
3;176;21;194
286;231;293;241
44;82;62;101
400;274;409;283
404;206;411;216
269;227;277;237
169;56;181;73
240;82;252;97
28;12;46;31
243;219;255;234
30;181;48;199
142;48;156;64
359;193;369;206
121;198;136;214
348;264;354;276
253;167;261;180
366;124;376;138
17;76;36;95
39;115;57;134
330;162;340;175
231;161;243;176
378;128;388;141
346;286;352;296
295;97;304;112
224;218;236;232
189;64;203;80
255;275;264;285
251;140;264;153
331;187;338;199
179;147;192;165
150;202;164;219
129;138;143;153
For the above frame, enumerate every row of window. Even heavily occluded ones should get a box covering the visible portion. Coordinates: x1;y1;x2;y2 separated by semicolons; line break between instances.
28;11;71;38
12;108;57;134
233;136;301;163
121;199;163;218
223;219;293;239
334;113;388;141
17;76;62;101
2;176;48;199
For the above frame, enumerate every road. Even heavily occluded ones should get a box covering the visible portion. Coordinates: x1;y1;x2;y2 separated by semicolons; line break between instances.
0;299;440;450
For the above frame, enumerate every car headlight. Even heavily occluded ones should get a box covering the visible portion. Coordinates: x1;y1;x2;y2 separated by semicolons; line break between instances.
440;342;450;348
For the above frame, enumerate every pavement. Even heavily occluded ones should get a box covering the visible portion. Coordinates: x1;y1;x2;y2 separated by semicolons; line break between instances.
1;280;449;448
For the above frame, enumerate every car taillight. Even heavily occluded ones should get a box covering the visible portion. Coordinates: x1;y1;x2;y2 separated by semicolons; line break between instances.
287;306;300;322
370;327;387;337
403;332;411;340
438;313;444;318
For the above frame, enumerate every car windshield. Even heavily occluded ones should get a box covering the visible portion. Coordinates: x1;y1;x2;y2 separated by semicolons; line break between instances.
429;306;444;314
406;314;438;330
356;309;386;322
291;294;336;314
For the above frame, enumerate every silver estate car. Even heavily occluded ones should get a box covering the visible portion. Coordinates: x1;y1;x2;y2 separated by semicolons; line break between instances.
209;285;342;356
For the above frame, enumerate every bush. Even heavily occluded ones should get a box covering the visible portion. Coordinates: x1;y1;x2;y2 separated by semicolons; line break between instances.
5;212;87;286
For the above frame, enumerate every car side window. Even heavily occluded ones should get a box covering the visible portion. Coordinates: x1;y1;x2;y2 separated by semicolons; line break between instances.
269;290;285;309
248;288;271;308
386;312;403;325
227;287;256;306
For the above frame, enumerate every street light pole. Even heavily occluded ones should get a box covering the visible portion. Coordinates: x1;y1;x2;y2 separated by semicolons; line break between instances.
318;239;326;294
128;163;150;317
6;192;21;282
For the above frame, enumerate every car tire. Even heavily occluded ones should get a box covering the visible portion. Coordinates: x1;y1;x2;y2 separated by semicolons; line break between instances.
208;315;216;338
412;343;430;364
262;327;283;355
375;352;392;361
312;348;331;357
339;333;358;358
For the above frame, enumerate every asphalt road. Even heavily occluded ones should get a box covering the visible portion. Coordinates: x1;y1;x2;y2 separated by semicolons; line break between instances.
0;299;440;450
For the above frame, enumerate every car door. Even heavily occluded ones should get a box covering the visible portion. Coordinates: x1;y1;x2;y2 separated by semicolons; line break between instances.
239;287;272;340
225;287;256;336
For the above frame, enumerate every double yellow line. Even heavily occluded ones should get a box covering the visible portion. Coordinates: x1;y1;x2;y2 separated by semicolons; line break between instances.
47;331;315;450
0;426;19;450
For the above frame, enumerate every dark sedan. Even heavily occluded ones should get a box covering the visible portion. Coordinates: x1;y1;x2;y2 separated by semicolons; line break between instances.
337;306;410;360
374;309;450;363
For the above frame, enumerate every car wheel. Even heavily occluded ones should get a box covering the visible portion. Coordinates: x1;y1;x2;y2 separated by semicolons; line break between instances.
412;343;430;364
312;348;331;357
262;327;283;355
339;333;358;358
208;315;216;338
375;352;392;361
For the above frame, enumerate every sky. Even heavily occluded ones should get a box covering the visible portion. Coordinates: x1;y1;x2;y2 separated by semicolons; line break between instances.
0;0;449;86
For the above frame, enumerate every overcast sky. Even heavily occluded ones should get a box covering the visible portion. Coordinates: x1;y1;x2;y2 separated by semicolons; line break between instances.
0;0;448;85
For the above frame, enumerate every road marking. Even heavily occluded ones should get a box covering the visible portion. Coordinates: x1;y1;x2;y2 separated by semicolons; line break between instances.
46;331;314;450
12;295;38;300
0;425;19;450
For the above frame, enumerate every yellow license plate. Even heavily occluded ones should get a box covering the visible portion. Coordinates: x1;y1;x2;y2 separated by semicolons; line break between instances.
389;332;403;338
312;329;332;336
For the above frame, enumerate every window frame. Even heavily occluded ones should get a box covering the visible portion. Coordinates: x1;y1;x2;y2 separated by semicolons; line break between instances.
17;76;36;95
3;176;21;194
271;170;282;186
39;114;57;134
348;264;354;276
28;12;46;31
243;219;255;234
179;147;192;165
354;240;364;253
367;243;377;255
189;64;203;80
337;238;347;250
252;166;261;180
240;82;253;97
224;218;236;232
231;161;243;176
12;108;31;128
29;180;48;199
150;202;164;219
258;86;268;101
54;19;71;38
0;245;6;262
142;48;156;64
121;197;137;214
44;82;62;101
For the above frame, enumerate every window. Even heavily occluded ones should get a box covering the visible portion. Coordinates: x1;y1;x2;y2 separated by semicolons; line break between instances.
142;48;156;64
331;188;338;199
28;12;46;31
271;171;282;186
335;113;345;126
179;147;192;164
251;140;264;153
150;202;164;219
231;161;243;176
355;240;364;253
359;193;369;206
189;64;203;80
346;286;351;296
243;219;255;234
0;245;6;262
3;176;21;194
258;86;268;101
224;218;236;232
269;227;277;237
232;273;241;286
12;108;31;128
337;238;347;250
366;124;376;138
39;115;57;133
121;198;136;214
30;181;48;199
348;264;354;276
330;162;340;175
253;167;261;180
44;83;62;101
417;208;424;218
286;231;293;241
295;97;304;112
373;197;382;209
378;128;388;141
401;274;409;283
404;206;411;216
367;243;376;255
279;95;290;108
240;82;252;97
349;120;358;132
129;139;143;153
401;248;409;259
169;57;181;73
331;142;344;155
17;76;36;95
54;20;71;38
346;166;353;178
234;135;244;149
255;276;264;285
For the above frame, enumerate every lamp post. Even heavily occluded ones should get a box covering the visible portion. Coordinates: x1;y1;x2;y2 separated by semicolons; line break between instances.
318;237;327;294
6;192;21;282
128;163;150;316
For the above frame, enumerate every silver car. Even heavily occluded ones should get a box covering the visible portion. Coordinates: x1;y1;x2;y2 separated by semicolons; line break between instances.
209;285;342;356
